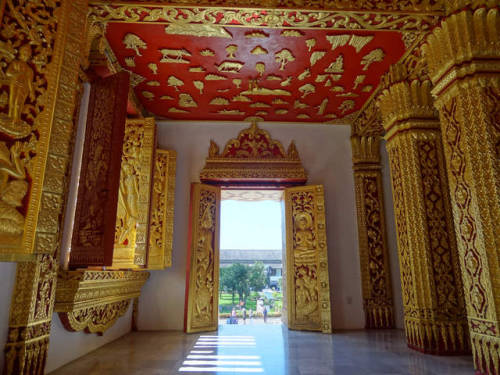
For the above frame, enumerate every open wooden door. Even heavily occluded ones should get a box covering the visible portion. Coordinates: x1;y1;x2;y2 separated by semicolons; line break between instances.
185;183;221;333
283;185;332;333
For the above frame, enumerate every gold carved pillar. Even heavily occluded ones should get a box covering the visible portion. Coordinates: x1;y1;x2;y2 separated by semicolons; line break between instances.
424;2;500;373
378;62;469;355
351;133;394;329
1;0;88;373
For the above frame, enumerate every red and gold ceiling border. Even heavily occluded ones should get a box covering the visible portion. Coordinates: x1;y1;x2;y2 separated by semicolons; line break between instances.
200;122;307;187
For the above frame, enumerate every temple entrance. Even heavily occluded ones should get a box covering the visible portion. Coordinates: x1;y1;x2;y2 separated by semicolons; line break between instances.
184;123;332;334
218;190;284;326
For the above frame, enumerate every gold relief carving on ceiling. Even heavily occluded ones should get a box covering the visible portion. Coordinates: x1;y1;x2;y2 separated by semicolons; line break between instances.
55;270;150;334
148;149;177;269
88;4;441;32
200;122;307;185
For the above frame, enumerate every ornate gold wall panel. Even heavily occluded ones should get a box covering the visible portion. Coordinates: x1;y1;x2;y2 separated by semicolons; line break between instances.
147;149;177;269
378;65;469;354
351;134;394;329
2;0;89;373
185;183;220;333
55;270;149;334
284;185;332;333
113;117;156;268
424;3;500;373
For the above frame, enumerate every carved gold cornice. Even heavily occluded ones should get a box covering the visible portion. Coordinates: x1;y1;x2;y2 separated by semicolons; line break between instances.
351;134;381;166
55;270;150;334
351;100;382;137
88;3;442;32
200;122;307;186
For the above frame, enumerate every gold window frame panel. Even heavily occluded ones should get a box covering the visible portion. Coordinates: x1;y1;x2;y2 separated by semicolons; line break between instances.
147;149;177;269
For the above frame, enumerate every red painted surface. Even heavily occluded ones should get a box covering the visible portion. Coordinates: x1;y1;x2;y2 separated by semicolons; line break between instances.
106;23;405;122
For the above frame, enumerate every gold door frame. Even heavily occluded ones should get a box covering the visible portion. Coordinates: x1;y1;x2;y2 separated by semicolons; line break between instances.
185;183;221;333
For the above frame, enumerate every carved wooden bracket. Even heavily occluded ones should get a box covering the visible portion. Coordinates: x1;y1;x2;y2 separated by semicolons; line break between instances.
200;122;307;188
54;270;149;335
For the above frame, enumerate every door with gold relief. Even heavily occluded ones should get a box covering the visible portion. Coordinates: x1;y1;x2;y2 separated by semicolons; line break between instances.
283;185;332;333
185;183;221;333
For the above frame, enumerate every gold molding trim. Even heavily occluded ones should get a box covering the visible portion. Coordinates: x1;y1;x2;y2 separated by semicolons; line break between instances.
88;3;441;32
200;122;307;186
55;269;150;334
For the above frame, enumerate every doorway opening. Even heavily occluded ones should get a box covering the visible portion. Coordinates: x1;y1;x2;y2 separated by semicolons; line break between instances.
219;189;284;326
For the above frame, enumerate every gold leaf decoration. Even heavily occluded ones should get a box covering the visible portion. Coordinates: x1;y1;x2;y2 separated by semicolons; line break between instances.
281;30;304;37
241;80;291;96
146;81;160;86
251;46;268;55
348;35;374;53
275;109;288;115
125;57;135;67
217;61;244;73
200;49;216;56
127;71;146;87
249;102;270;108
217;109;245;115
169;107;189;113
179;93;198;107
226;45;238;58
317;98;328;115
245;116;264;122
205;73;227;81
267;75;282;81
210;97;230;105
217;88;230;93
310;51;326;66
165;24;232;38
142;91;154;100
331;85;344;92
331;74;342;81
194;81;204;94
189;66;206;73
123;33;147;56
256;62;265;76
148;63;158;74
325;54;344;73
361;85;373;92
255;111;268;116
232;79;242;88
245;31;269;39
361;49;385;70
353;75;366;90
167;76;184;91
159;48;191;64
272;98;288;105
325;113;337;119
232;95;251;102
325;79;332;87
298;69;311;81
315;74;328;83
306;38;316;52
299;84;315;98
297;114;310;119
326;34;350;50
337;92;359;97
294;100;308;109
281;77;292;87
339;99;355;114
160;95;174;100
275;49;295;70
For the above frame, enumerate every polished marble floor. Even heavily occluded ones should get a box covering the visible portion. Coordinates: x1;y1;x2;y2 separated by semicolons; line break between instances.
50;325;474;375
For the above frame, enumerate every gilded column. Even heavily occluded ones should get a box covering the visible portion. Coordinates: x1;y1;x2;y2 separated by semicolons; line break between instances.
424;2;499;373
351;132;394;329
378;62;469;354
1;0;88;373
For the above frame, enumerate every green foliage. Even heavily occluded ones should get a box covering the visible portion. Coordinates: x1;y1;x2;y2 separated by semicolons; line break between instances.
248;261;267;292
219;262;267;305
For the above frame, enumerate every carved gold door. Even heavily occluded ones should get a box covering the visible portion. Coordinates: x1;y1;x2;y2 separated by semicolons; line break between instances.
284;185;332;333
185;183;221;333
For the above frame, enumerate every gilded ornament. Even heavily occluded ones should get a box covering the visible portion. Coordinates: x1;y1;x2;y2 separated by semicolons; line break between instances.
205;73;227;81
250;102;270;108
275;49;295;70
361;85;373;92
164;23;232;38
232;94;250;102
160;48;191;64
225;44;238;58
267;74;282;81
326;34;350;49
294;100;308;109
160;95;174;100
142;90;154;100
353;74;366;90
122;33;147;56
128;71;146;87
275;109;288;115
232;78;242;89
169;107;189;113
338;92;359;97
216;60;244;73
361;48;385;70
255;111;268;116
325;54;344;73
299;83;315;98
305;38;316;52
194;81;204;94
148;63;158;74
298;69;311;81
125;57;135;67
255;62;266;76
167;75;184;90
281;77;292;87
200;49;215;57
210;97;230;105
281;29;304;37
339;99;355;113
179;93;197;107
189;66;205;73
331;85;344;92
241;80;291;96
251;46;268;55
297;113;310;119
317;98;328;115
245;31;269;38
217;109;245;115
272;98;288;105
310;51;326;66
146;81;160;86
315;74;328;83
349;35;374;52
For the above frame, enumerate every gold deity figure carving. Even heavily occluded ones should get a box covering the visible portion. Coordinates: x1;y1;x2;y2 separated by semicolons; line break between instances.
195;206;214;322
295;267;318;321
116;161;139;245
0;45;35;138
0;141;28;237
294;212;316;260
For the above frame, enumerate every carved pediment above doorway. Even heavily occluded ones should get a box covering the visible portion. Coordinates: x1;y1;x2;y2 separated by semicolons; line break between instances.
200;122;307;188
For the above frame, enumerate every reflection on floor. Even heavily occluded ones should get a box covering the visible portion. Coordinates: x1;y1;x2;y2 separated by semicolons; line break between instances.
50;325;474;375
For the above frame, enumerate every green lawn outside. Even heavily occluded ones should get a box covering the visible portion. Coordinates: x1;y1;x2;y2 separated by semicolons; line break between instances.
218;291;282;314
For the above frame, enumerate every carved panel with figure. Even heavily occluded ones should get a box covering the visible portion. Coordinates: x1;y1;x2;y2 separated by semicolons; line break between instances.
185;183;220;333
284;185;332;333
69;72;129;267
113;118;155;268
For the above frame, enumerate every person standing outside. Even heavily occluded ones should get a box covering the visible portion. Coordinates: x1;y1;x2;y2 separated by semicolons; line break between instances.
263;306;268;323
242;307;247;324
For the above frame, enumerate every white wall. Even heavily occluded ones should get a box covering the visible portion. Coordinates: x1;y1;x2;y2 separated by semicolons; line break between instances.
138;121;367;330
381;140;404;329
46;305;133;373
0;262;17;371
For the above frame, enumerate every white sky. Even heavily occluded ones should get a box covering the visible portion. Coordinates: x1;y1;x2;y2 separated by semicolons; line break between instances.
220;199;283;250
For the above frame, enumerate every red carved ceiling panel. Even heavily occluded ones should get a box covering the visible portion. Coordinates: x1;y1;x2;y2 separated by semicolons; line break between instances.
106;23;405;122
